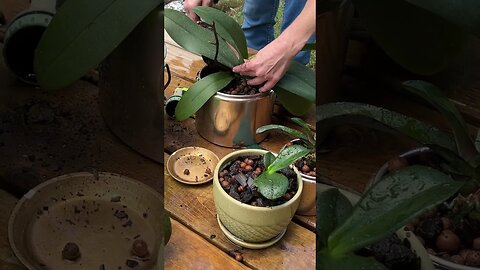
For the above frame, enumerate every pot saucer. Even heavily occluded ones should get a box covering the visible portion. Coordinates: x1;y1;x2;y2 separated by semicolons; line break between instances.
216;215;286;249
167;147;219;185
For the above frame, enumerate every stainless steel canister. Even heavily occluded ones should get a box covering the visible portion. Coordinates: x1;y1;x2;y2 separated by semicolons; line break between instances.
195;90;275;148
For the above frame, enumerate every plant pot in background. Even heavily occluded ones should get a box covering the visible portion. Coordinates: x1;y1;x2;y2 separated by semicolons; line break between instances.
213;149;303;248
195;66;275;148
99;9;164;163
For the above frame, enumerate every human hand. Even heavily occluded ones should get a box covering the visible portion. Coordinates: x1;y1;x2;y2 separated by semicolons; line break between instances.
183;0;214;22
232;39;296;92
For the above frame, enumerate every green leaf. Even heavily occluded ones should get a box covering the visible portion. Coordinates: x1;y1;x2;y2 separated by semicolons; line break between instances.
267;144;311;174
353;0;467;75
316;102;457;153
274;86;313;116
34;0;161;90
164;9;241;68
317;188;353;250
263;152;275;168
401;0;480;37
426;144;475;177
318;252;388;270
290;117;315;145
253;172;289;200
276;61;315;103
256;124;310;143
328;165;463;255
193;6;248;59
403;80;477;160
175;72;234;121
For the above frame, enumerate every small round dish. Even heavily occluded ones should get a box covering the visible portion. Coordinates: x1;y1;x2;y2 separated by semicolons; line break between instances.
167;147;220;185
217;215;286;249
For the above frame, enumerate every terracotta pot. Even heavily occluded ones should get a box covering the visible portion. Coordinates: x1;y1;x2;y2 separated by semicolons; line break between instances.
213;149;302;248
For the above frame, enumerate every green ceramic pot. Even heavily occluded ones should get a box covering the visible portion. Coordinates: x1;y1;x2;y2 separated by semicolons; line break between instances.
213;149;303;246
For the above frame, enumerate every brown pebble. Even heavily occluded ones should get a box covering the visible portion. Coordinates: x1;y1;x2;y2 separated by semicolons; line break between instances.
301;165;310;173
237;186;244;193
205;167;212;175
183;169;190;175
240;162;246;168
245;165;253;171
246;159;254;166
221;180;230;188
283;193;292;200
436;230;461;254
62;242;81;261
459;249;473;260
131;239;149;258
387;157;409;172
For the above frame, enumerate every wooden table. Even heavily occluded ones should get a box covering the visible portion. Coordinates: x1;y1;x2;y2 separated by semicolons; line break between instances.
163;33;316;269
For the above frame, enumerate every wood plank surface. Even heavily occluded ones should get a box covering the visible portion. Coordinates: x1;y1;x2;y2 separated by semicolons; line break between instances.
165;219;251;270
164;155;316;270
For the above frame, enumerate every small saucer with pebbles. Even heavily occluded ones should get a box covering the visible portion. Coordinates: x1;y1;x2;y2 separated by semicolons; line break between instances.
167;147;220;185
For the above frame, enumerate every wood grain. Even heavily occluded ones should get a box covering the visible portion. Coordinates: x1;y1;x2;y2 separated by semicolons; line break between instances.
164;159;316;270
165;219;251;270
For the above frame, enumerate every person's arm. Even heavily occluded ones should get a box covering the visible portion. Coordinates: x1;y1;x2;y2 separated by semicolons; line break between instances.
183;0;214;22
232;0;315;92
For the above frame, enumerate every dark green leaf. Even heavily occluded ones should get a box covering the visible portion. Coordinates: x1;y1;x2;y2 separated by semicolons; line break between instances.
164;9;241;68
426;144;475;177
175;72;234;121
256;124;310;143
274;86;313;116
316;102;457;153
253;172;289;200
276;61;315;103
263;152;275;168
353;0;467;75
35;0;161;90
318;251;388;270
290;117;315;145
402;0;480;37
317;188;353;250
267;144;310;174
403;80;477;160
193;6;248;59
328;165;463;255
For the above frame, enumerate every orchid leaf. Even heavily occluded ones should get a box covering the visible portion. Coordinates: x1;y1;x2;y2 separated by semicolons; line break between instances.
267;144;310;174
193;6;248;59
328;165;462;255
164;8;241;68
35;0;161;90
403;80;477;161
175;72;234;121
317;188;353;250
316;102;457;153
256;124;310;143
253;172;289;200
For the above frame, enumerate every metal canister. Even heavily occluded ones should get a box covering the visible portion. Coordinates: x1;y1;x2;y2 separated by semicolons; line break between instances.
195;90;275;148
